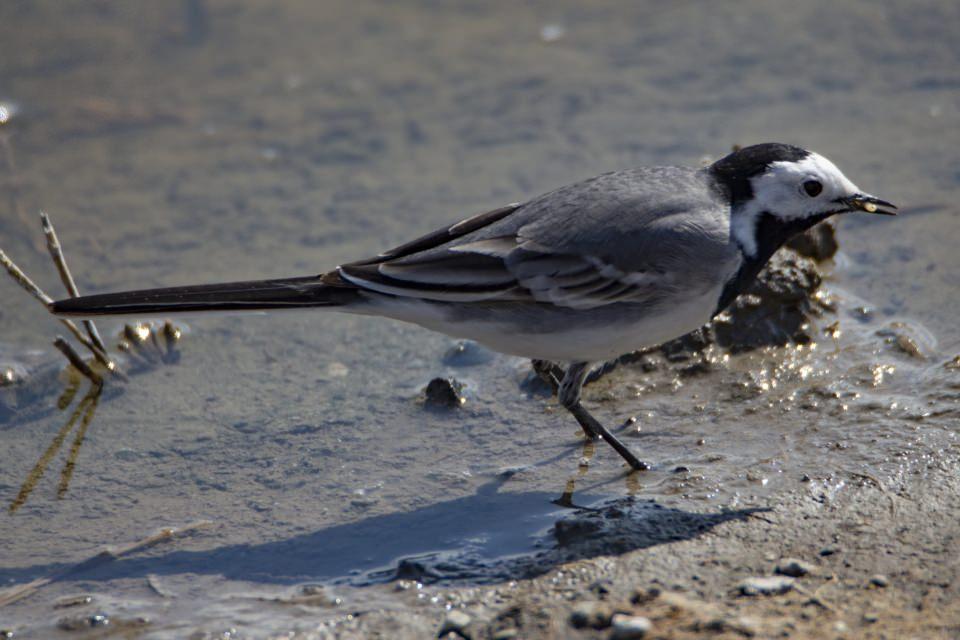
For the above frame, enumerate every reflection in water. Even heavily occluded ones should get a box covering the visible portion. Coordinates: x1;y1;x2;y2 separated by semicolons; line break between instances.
56;390;101;498
8;384;101;513
554;437;595;508
554;417;648;508
7;321;184;513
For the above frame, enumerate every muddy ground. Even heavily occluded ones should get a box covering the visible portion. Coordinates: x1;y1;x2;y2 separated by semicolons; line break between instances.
310;469;960;640
1;2;959;638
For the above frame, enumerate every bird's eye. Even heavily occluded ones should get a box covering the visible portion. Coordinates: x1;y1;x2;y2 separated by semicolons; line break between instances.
802;180;823;197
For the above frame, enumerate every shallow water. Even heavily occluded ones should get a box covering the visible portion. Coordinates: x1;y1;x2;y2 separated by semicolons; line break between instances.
1;1;958;637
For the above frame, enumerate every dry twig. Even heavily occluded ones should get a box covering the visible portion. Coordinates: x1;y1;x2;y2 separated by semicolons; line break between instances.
41;212;109;355
0;247;122;377
0;521;212;606
53;336;103;388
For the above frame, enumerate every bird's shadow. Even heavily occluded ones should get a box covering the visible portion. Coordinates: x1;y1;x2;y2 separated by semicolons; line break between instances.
0;474;766;590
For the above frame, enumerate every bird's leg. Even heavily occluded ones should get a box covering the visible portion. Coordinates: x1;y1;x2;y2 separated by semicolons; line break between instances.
557;362;650;471
546;362;596;438
531;359;564;394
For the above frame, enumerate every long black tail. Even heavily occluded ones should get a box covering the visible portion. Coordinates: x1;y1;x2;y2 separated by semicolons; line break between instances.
50;275;359;317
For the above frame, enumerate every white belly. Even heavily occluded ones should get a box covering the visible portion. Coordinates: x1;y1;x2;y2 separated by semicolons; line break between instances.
359;282;723;362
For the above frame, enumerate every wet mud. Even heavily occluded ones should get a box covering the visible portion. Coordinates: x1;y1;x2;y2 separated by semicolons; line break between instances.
1;1;958;638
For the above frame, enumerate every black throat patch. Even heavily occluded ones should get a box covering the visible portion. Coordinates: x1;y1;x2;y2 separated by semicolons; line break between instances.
714;210;834;315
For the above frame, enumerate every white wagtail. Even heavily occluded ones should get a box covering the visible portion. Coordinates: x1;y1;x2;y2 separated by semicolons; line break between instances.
52;143;896;470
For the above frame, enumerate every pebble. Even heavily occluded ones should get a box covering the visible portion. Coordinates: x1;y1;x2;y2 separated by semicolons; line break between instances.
737;576;795;596
492;628;519;640
869;574;889;588
609;614;652;639
863;612;879;623
775;558;816;578
440;610;472;636
701;616;758;637
57;614;109;631
423;377;465;409
569;601;613;629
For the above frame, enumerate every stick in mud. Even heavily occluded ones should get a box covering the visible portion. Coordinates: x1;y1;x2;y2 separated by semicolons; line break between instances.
40;212;109;356
0;247;122;376
53;336;103;388
123;323;160;364
0;520;212;606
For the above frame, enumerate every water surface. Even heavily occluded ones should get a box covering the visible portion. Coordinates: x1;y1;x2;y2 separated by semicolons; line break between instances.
0;1;958;636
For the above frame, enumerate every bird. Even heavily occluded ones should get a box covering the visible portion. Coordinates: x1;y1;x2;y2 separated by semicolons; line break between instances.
51;143;896;471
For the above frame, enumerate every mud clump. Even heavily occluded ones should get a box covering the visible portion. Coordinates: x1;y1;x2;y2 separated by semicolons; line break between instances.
785;219;839;262
643;220;839;362
423;377;466;409
711;251;829;353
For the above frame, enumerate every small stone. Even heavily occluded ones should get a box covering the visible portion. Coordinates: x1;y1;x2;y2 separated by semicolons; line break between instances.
818;547;838;557
851;305;874;322
863;612;879;623
570;601;613;629
775;558;816;578
737;576;795;596
726;617;759;637
440;610;472;636
588;579;613;597
609;614;652;639
869;574;889;588
57;614;109;631
492;629;518;640
395;558;431;581
652;590;697;611
291;584;340;606
88;614;109;628
423;377;465;409
699;617;758;637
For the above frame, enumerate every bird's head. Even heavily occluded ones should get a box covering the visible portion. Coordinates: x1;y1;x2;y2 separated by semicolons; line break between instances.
710;143;896;256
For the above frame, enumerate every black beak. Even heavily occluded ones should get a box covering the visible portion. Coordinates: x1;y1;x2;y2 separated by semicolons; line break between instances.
836;193;898;216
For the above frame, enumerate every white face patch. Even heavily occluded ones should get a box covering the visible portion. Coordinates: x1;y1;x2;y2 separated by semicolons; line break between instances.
731;151;861;257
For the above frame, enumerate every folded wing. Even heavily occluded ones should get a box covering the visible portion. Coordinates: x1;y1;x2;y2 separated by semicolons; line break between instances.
337;219;675;310
333;167;737;310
